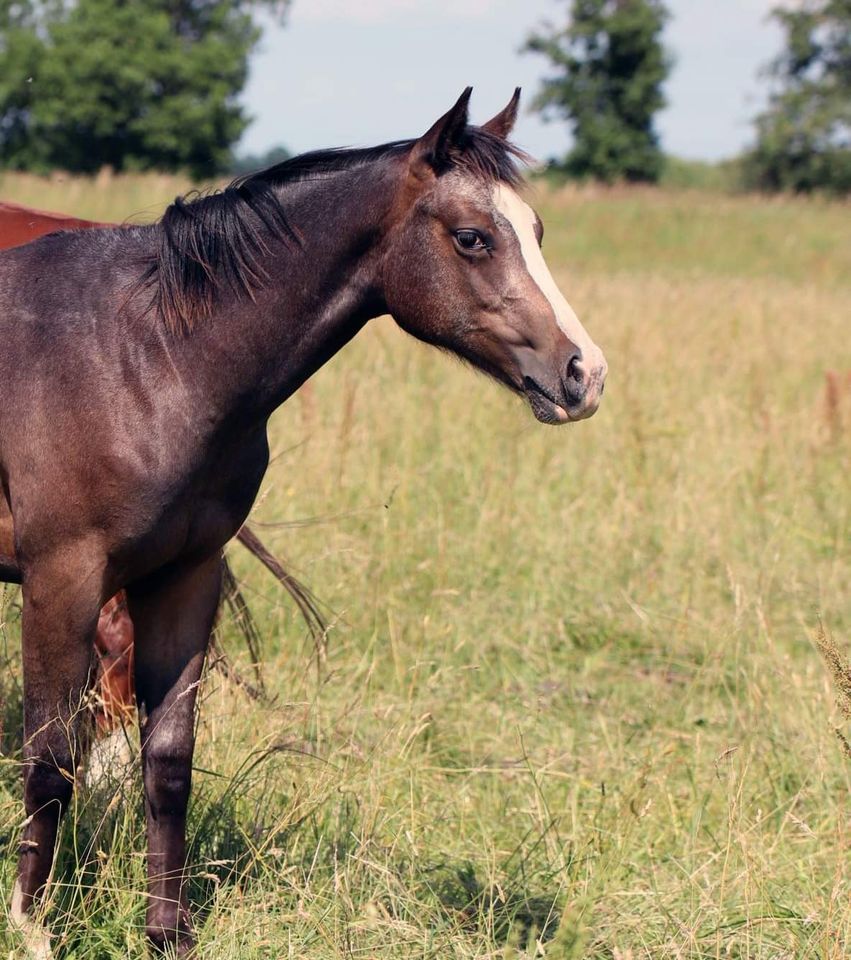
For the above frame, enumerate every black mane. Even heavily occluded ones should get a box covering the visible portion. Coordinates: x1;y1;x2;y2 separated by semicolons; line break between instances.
143;128;528;333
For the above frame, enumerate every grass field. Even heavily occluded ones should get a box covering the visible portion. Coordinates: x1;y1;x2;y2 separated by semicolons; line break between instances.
1;173;849;958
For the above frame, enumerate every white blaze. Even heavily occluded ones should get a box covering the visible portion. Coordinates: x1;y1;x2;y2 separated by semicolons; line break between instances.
493;184;606;377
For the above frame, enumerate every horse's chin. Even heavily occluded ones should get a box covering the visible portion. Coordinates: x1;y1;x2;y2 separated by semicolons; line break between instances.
525;386;570;425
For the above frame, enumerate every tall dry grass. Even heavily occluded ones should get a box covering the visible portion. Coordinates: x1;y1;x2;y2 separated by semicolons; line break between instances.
0;168;193;224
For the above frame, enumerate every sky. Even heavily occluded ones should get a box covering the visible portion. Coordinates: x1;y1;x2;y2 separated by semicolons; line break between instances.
239;0;784;163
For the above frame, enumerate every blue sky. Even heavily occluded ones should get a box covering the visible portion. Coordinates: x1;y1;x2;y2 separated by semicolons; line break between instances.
240;0;783;163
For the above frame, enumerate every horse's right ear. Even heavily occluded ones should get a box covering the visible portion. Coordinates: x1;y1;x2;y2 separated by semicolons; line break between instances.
481;88;521;139
409;87;472;179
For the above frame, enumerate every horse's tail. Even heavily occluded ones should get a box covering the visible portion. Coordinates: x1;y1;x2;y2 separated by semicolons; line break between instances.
218;557;266;696
233;525;327;644
216;526;327;695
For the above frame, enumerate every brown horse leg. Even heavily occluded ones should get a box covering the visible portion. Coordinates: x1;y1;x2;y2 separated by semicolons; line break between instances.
0;496;22;583
12;550;103;956
93;590;136;733
81;592;136;787
127;554;222;956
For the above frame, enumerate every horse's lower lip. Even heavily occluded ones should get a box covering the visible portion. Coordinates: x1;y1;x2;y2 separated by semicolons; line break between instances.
524;379;573;425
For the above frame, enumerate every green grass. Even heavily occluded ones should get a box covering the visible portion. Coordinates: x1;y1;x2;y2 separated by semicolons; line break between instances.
659;156;744;193
1;175;850;958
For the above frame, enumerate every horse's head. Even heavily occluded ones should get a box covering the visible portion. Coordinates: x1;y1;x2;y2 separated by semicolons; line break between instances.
383;88;606;424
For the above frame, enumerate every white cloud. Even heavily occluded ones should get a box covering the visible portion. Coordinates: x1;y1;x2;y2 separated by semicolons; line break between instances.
294;0;495;26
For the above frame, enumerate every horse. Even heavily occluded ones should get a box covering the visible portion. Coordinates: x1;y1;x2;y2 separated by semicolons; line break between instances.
0;205;323;747
0;88;607;956
0;200;112;248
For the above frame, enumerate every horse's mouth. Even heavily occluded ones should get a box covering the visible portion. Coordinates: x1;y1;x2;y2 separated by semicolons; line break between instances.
523;378;571;425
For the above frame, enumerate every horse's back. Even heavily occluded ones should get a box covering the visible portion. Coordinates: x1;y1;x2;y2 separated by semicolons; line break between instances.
0;226;146;338
0;232;96;370
0;228;149;469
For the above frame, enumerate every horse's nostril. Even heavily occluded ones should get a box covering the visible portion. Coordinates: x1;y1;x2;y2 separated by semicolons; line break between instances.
567;354;583;383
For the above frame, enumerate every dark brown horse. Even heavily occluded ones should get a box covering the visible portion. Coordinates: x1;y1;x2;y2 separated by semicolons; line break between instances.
0;89;606;956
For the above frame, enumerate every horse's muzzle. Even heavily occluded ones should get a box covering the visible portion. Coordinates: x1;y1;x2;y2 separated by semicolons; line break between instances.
560;344;607;421
523;346;607;425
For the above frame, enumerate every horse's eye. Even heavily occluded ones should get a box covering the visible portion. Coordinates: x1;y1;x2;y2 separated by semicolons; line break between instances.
455;229;487;251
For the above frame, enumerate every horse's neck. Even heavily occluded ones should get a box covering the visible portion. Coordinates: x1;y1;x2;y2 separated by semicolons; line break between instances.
177;166;398;423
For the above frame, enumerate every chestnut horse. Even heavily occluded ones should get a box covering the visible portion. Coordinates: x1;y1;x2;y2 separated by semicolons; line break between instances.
0;89;606;956
0;200;112;247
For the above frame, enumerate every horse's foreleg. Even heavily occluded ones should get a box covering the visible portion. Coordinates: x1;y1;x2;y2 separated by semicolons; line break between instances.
12;551;103;956
128;554;222;957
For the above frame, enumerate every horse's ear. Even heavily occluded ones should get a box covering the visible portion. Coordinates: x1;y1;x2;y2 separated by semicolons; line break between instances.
409;87;472;178
481;88;521;139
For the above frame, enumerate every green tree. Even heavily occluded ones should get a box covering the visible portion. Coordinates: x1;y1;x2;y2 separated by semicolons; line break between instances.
746;0;851;194
0;0;290;177
524;0;671;183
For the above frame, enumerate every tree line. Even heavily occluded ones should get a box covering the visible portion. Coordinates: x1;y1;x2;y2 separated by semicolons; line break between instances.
524;0;850;194
0;0;291;179
0;0;848;193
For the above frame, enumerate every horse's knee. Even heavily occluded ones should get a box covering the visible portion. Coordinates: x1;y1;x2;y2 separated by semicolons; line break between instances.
143;740;193;816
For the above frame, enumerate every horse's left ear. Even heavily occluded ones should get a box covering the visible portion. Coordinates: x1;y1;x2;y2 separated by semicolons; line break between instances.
409;87;472;178
481;88;521;139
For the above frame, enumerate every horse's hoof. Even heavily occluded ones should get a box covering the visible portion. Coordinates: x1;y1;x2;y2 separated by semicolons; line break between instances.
15;929;54;960
10;915;53;960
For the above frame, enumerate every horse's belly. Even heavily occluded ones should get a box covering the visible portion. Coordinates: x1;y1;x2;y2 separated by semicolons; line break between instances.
107;430;270;585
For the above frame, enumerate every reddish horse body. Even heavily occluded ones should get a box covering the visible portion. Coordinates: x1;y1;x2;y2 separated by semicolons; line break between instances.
0;200;112;246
